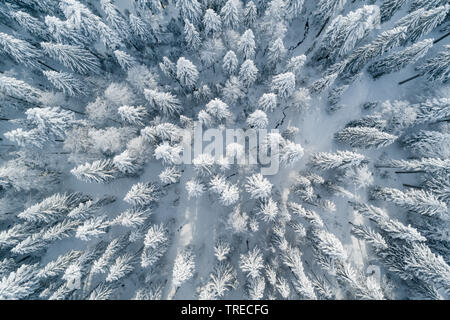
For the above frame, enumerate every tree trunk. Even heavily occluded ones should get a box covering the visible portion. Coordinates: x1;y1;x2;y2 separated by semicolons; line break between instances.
398;73;422;85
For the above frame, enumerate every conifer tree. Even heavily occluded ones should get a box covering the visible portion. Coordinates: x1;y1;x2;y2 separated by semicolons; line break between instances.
144;89;182;116
184;19;201;50
41;42;101;75
203;9;222;36
0;32;41;68
243;1;257;27
396;5;449;44
44;71;86;96
71;159;118;183
335;127;398;149
371;187;448;218
416;45;450;83
220;0;241;30
11;10;50;40
222;50;239;74
258;93;277;112
380;0;408;23
172;249;196;287
313;0;347;26
177;0;203;24
176;57;199;89
271;72;295;99
267;38;287;68
238;29;256;60
368;39;434;79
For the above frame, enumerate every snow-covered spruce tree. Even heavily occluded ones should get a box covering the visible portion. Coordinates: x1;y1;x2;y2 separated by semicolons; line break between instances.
271;72;295;99
350;202;427;242
75;215;110;241
280;242;317;299
172;249;196;287
60;0;121;49
350;224;388;255
154;143;183;166
371;186;448;218
71;159;118;183
238;29;256;60
342;26;407;77
159;167;181;185
100;0;131;41
415;97;450;123
44;15;88;45
309;151;366;170
380;0;409;23
402;130;450;159
334;127;398;149
424;175;450;204
410;0;450;12
203;9;222;36
0;74;41;103
368;39;434;79
144;89;182;116
239;59;258;87
91;235;127;275
0;32;41;68
395;5;449;44
124;182;160;207
106;253;136;283
177;0;203;24
220;0;241;30
311;228;348;262
18;192;86;224
258;93;277;112
44;71;86;97
118;105;148;126
203;261;238;299
314;5;380;64
24;106;77;140
186;179;206;199
312;0;347;26
222;76;245;104
405;242;450;291
159;56;177;80
4;128;46;149
239;247;264;279
416;45;450;83
129;13;154;43
222;50;239;75
0;264;40;299
214;240;231;261
114;50;138;71
11;10;50;40
280;141;304;167
144;223;168;249
193;154;216;176
286;55;306;76
247;110;268;129
246;276;265;299
41;42;102;75
267;38;287;68
243;1;257;27
376;158;450;174
184;19;201;50
176;57;199;89
245;173;273;199
204;98;232;124
227;205;249;233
